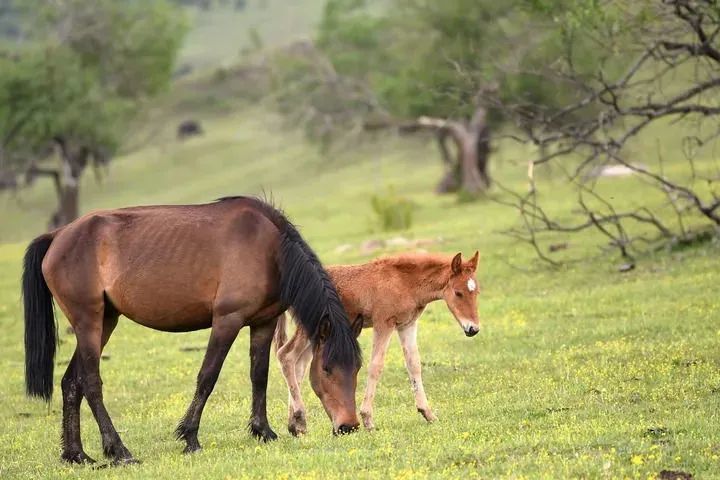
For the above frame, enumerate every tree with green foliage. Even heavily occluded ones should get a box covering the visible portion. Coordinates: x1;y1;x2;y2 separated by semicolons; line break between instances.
0;0;186;227
297;0;597;195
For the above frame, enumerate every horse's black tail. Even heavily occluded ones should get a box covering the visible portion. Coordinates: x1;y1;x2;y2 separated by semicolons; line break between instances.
276;221;361;369
22;233;57;401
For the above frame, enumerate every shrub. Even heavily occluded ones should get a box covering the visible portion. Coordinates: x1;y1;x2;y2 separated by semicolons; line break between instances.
370;187;415;231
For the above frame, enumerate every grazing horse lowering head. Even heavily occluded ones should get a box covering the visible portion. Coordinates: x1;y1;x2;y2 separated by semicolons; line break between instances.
442;251;481;337
307;314;364;435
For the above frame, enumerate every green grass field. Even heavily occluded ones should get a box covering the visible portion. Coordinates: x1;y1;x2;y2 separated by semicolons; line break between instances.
1;103;719;479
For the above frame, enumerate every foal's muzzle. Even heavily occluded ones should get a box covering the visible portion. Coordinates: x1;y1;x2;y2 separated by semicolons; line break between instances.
333;423;359;436
464;325;480;337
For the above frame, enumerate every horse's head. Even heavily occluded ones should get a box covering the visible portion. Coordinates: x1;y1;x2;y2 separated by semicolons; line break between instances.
442;251;481;337
308;314;363;435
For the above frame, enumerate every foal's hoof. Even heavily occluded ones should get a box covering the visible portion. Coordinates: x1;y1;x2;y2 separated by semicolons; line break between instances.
418;408;438;423
288;411;307;437
360;410;376;431
250;423;278;442
61;451;96;465
288;423;306;437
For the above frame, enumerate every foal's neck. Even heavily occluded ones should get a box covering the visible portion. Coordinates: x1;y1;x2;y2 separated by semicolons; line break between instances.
384;254;451;305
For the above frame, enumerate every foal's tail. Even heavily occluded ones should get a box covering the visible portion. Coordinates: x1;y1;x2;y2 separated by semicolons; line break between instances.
22;233;57;401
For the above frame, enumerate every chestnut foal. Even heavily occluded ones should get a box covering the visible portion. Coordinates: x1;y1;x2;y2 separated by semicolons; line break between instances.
275;251;480;434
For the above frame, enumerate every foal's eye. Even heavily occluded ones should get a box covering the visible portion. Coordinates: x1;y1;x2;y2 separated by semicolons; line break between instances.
455;291;463;298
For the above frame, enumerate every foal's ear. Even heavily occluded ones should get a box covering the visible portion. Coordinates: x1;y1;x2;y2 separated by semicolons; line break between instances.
451;252;463;274
351;314;364;338
467;251;480;271
318;317;331;342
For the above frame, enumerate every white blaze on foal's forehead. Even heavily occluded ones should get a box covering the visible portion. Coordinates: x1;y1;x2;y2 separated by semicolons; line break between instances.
467;278;476;292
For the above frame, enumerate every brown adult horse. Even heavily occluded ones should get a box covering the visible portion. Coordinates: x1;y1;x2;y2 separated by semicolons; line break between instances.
22;196;362;465
275;251;480;435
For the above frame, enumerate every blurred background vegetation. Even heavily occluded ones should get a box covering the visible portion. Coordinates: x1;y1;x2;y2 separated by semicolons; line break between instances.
1;0;719;260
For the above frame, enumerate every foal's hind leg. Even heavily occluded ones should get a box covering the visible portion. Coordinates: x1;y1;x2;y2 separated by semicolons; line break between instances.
248;321;278;442
277;326;312;436
61;313;119;464
176;322;240;453
73;309;136;465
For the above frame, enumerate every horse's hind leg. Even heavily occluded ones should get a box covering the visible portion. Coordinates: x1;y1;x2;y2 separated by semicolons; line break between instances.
176;323;239;453
248;321;278;442
73;308;135;465
60;351;94;464
61;311;119;464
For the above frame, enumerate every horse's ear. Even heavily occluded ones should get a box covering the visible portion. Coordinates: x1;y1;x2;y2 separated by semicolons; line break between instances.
451;253;463;274
318;317;331;342
351;314;363;338
467;251;480;271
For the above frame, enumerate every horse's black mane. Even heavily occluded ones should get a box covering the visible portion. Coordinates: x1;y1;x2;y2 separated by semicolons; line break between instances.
216;195;362;369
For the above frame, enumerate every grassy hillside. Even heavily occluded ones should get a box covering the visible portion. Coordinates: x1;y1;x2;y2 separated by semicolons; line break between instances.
177;0;326;71
1;102;719;478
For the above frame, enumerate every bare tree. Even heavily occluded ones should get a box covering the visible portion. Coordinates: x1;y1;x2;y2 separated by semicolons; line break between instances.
493;0;720;263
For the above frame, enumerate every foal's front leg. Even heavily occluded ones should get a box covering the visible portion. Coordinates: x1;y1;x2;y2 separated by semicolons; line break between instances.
248;321;278;442
277;326;312;436
360;325;394;430
397;321;437;423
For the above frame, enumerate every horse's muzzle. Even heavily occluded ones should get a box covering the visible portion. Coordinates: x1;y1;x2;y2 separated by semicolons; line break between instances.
333;423;359;436
464;325;480;337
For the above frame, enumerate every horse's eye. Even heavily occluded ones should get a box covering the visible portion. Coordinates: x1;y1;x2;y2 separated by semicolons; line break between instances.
455;291;463;298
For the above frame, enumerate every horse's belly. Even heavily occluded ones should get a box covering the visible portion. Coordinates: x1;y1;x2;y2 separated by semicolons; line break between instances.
106;281;214;332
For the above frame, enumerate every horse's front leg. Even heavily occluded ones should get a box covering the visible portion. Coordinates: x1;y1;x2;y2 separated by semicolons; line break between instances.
397;321;437;423
277;325;312;436
360;324;394;430
176;320;239;453
249;320;278;442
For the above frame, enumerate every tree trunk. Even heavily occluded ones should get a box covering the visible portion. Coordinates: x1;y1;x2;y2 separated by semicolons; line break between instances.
435;130;461;193
47;139;85;229
433;107;490;195
53;160;80;228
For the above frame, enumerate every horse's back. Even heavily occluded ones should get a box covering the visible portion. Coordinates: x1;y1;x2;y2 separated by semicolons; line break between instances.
42;201;282;330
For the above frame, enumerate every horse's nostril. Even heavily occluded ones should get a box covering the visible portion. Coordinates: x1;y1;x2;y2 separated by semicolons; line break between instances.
464;326;479;337
335;424;359;435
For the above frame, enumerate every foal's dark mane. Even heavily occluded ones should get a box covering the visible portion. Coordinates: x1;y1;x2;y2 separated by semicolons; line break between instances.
217;196;361;369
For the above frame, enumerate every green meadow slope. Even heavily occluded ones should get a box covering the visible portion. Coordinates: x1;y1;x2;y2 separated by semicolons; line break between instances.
1;106;719;478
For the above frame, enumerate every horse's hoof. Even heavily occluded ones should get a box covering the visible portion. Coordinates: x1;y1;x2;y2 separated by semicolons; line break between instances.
183;443;202;454
111;457;141;467
61;451;96;464
250;423;278;442
260;429;278;442
418;408;438;423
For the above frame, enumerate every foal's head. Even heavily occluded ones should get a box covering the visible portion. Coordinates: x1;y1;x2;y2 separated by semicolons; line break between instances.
442;251;481;337
308;315;363;435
